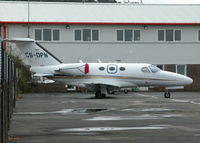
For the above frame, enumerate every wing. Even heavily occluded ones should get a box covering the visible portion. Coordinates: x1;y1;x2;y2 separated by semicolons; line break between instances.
82;80;137;92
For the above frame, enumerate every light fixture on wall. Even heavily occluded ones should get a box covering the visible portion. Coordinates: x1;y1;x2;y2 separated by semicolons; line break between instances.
66;25;70;29
143;25;148;30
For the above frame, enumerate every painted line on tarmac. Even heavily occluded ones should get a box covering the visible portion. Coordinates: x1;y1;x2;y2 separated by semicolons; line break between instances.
134;93;159;99
135;93;200;105
84;114;182;121
121;108;173;112
14;108;109;115
56;125;169;132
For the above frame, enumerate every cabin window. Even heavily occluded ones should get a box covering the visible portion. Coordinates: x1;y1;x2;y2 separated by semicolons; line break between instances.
99;67;105;71
176;65;186;75
109;67;116;71
141;67;150;73
119;67;126;71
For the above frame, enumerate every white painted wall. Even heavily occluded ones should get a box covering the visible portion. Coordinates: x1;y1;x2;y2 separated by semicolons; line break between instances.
7;24;200;64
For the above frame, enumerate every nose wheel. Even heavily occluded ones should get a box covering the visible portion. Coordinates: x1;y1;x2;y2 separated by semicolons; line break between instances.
164;90;171;98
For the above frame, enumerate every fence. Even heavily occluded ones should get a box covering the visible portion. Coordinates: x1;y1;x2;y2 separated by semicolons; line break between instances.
0;40;18;143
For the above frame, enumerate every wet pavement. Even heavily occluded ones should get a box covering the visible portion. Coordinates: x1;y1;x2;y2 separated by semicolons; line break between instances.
9;92;200;143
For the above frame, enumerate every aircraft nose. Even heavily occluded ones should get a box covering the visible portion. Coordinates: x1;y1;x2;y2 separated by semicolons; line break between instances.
179;75;193;85
184;76;193;85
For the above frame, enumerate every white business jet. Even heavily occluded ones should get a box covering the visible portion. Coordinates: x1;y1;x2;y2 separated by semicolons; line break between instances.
7;38;193;98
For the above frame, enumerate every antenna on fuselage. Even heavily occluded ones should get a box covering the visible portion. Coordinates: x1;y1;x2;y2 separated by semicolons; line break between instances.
97;59;102;63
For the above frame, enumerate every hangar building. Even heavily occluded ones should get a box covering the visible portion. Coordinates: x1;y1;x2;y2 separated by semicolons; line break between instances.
0;1;200;89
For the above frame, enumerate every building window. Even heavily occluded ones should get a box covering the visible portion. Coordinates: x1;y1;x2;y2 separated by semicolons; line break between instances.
158;29;181;41
117;30;123;41
34;29;60;41
166;29;173;41
198;30;200;41
134;30;140;41
125;30;132;41
175;30;181;41
75;29;99;41
158;30;164;41
117;29;140;42
35;29;42;41
83;29;91;41
92;30;99;41
157;65;164;70
43;29;51;41
53;30;60;41
75;30;81;41
176;65;186;75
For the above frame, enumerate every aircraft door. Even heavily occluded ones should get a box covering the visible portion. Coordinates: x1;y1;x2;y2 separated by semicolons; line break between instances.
107;64;117;74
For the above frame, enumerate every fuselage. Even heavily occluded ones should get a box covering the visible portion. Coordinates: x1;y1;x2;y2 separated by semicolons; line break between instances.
31;63;193;89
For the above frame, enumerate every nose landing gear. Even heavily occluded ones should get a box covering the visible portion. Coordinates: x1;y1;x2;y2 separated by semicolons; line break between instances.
164;90;171;98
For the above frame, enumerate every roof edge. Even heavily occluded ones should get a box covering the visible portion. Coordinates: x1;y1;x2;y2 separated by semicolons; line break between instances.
1;21;200;26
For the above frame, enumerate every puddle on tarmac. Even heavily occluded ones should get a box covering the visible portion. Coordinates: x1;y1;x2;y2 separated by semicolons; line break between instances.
14;108;108;115
57;125;169;133
121;108;173;112
85;114;182;121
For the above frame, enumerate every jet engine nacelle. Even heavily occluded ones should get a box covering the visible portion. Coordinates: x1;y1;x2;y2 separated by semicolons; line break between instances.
58;63;89;75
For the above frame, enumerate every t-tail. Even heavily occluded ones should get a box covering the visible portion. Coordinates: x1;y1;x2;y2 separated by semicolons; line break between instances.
7;38;62;67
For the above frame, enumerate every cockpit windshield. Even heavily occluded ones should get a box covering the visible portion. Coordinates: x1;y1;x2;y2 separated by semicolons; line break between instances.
149;65;161;73
141;67;150;73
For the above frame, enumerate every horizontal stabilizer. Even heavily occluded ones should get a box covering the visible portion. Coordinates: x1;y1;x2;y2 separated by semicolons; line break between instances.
6;38;35;43
33;73;54;77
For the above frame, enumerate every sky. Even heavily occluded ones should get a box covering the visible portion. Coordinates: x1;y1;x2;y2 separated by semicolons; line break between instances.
117;0;200;4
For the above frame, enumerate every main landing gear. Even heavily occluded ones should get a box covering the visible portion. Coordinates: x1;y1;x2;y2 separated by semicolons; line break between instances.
164;90;171;98
95;90;106;98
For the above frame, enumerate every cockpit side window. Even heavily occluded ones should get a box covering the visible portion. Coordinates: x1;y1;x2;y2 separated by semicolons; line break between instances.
149;65;161;73
141;67;150;73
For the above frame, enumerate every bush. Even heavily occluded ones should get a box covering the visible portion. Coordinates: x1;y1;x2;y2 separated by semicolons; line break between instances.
9;55;33;93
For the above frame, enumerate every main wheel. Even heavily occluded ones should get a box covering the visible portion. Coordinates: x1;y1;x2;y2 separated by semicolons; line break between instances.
95;91;106;98
164;91;171;98
101;94;106;98
95;91;101;98
124;89;128;94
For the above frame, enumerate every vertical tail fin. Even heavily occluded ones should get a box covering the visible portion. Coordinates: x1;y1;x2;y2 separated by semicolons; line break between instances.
7;38;62;67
